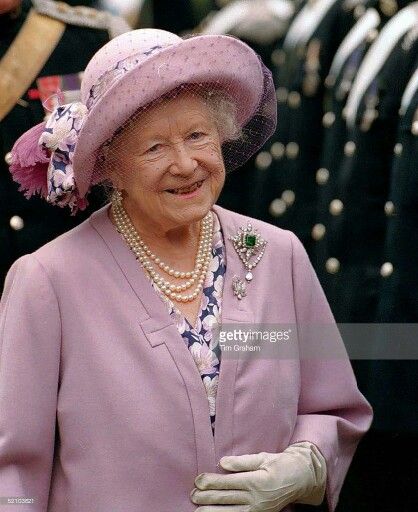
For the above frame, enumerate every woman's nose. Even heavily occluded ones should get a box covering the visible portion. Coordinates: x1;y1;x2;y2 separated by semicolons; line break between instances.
168;143;198;176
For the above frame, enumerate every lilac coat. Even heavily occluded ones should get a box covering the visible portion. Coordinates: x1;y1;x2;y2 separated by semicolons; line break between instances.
0;204;373;512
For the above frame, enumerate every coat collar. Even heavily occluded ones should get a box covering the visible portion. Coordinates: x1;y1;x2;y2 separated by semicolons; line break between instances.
89;202;256;472
89;202;255;326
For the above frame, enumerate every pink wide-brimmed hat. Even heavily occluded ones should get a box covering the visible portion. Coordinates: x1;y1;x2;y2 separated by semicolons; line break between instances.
9;29;276;213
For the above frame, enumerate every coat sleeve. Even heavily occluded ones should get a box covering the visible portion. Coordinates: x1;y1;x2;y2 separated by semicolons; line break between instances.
0;254;60;511
287;232;373;512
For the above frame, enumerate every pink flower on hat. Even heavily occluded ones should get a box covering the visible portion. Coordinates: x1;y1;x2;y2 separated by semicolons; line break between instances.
38;102;89;214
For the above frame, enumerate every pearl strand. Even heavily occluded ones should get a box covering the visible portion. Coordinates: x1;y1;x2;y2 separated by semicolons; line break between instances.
111;198;213;303
111;202;213;291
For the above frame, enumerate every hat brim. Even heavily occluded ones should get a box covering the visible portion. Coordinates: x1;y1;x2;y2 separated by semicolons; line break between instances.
73;34;265;198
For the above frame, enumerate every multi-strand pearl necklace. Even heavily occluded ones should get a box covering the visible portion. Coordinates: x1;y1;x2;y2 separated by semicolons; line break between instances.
111;195;213;303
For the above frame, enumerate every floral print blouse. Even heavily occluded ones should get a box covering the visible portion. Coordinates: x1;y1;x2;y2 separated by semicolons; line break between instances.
146;211;225;436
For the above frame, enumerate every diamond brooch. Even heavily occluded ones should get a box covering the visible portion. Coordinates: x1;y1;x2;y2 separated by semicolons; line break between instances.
229;222;267;299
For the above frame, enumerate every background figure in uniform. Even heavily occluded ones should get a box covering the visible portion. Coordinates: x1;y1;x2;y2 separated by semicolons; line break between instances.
0;0;130;290
311;0;395;310
306;4;417;511
199;0;296;214
322;1;417;323
250;0;368;257
357;64;418;512
151;0;216;34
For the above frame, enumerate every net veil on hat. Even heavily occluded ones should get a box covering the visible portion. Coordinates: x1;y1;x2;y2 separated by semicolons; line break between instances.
9;28;277;214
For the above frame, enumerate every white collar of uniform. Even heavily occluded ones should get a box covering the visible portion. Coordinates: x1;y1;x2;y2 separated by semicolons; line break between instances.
400;67;418;115
328;7;380;81
345;3;418;128
283;0;340;49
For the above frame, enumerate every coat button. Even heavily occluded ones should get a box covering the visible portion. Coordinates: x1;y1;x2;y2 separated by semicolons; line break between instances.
394;143;403;155
366;29;379;43
282;189;295;206
344;141;356;157
286;142;299;159
326;257;340;274
380;262;393;277
288;91;301;108
269;198;287;217
325;75;335;88
354;4;366;18
384;201;395;216
329;199;344;215
56;1;70;12
380;0;398;16
9;215;24;230
312;223;326;240
276;87;288;102
322;111;336;127
4;152;12;165
270;142;285;160
316;168;329;185
255;151;272;170
271;48;286;67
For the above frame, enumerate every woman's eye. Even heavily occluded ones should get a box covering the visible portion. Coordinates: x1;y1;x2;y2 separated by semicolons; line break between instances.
146;144;162;153
188;131;205;140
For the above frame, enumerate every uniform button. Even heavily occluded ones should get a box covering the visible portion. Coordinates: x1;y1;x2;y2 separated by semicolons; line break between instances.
269;198;287;217
255;151;272;170
384;201;395;216
325;75;335;88
344;141;356;156
276;87;288;102
286;142;299;159
271;48;286;67
326;257;340;274
288;91;301;108
412;119;418;135
380;0;398;16
4;151;12;165
9;215;24;230
316;168;329;185
354;4;366;18
394;142;403;155
312;223;326;240
282;189;295;206
380;262;393;277
56;1;71;12
329;199;344;215
270;142;285;160
322;111;336;127
366;29;378;43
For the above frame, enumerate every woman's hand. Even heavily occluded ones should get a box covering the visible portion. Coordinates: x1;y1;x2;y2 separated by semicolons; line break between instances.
190;442;327;511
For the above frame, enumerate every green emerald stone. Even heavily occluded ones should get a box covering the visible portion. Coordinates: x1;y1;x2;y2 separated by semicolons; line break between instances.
244;234;256;247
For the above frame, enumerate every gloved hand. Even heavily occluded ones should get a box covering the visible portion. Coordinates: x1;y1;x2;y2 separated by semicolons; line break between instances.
190;441;327;511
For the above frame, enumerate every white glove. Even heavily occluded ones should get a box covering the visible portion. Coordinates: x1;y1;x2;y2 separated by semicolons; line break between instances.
190;441;327;511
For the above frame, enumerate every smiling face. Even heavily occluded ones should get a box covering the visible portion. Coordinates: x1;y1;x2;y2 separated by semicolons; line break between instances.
106;90;226;232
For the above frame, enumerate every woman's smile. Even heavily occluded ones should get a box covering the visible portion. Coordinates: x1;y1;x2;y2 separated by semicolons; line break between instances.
165;178;205;197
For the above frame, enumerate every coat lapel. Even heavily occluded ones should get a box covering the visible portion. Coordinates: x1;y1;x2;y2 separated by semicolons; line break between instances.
211;204;255;465
89;203;256;472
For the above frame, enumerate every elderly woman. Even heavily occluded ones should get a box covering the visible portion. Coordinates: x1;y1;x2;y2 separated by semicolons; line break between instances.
0;29;372;512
